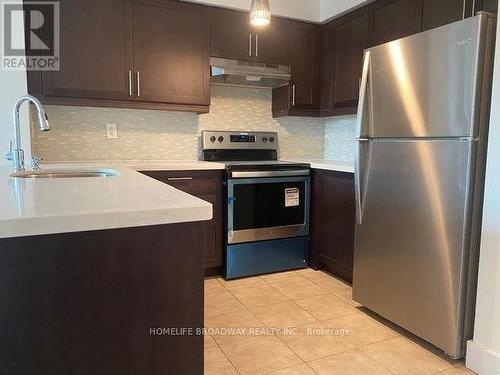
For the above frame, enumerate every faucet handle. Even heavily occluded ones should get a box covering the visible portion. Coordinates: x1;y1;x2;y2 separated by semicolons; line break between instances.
31;155;43;170
6;141;13;161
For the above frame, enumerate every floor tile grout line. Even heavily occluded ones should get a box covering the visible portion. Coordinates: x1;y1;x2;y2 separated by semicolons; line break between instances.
355;346;400;375
225;279;295;310
212;338;243;375
358;335;458;375
272;329;314;372
208;273;323;374
208;301;249;375
206;271;467;375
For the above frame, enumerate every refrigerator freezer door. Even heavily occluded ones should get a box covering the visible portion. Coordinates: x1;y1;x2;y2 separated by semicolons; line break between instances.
353;139;474;356
361;15;487;138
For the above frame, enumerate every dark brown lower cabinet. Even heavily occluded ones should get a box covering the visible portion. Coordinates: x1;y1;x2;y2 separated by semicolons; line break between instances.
141;170;224;272
310;169;355;283
0;223;204;375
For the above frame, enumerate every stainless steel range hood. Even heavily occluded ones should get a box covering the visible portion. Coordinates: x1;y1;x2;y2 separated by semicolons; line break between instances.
210;57;290;89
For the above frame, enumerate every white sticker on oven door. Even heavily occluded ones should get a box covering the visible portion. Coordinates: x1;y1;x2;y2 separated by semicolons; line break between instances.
285;188;300;207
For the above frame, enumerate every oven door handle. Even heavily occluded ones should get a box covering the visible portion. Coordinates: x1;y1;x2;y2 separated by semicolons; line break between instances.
229;170;310;178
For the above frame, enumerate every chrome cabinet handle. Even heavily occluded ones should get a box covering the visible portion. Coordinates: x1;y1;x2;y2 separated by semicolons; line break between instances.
291;84;296;107
128;70;133;96
249;34;253;57
167;177;193;181
255;34;259;57
136;71;141;97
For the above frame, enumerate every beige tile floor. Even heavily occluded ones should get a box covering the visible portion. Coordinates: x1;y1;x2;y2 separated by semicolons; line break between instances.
204;269;476;375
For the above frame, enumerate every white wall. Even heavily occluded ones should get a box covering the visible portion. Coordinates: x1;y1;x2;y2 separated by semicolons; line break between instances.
185;0;372;22
466;8;500;375
321;0;367;21
186;0;321;22
0;0;30;168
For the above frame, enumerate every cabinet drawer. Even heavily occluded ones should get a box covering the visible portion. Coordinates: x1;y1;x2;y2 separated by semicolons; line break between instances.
141;170;223;196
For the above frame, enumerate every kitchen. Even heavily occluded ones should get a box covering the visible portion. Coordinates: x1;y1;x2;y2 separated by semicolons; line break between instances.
1;0;500;374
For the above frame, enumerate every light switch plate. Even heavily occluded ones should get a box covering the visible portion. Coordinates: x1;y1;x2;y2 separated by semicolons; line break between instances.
106;123;118;139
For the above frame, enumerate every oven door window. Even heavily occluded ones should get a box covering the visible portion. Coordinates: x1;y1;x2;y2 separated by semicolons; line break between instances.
232;180;306;230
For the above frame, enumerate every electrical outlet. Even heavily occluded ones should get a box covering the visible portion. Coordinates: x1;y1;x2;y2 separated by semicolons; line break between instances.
106;123;118;139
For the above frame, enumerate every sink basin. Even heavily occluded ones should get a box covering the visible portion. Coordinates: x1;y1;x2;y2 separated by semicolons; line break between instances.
11;169;120;179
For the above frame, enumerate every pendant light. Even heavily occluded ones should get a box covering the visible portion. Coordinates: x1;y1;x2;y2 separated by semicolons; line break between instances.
250;0;271;27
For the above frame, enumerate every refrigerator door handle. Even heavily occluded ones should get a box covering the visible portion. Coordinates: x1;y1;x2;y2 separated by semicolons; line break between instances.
355;51;371;225
354;138;367;224
355;50;371;139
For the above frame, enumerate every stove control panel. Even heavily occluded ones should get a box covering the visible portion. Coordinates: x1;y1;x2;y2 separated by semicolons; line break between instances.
202;131;278;150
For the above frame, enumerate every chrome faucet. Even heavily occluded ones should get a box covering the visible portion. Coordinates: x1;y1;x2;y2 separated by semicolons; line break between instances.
6;95;50;173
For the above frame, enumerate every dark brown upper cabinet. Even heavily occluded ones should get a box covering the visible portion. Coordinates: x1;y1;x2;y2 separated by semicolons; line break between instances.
369;0;423;46
252;18;289;64
272;21;321;117
422;0;472;31
289;21;321;110
210;7;288;64
38;0;134;101
318;9;369;116
27;0;210;113
476;0;498;13
210;8;253;61
332;9;370;111
132;0;210;107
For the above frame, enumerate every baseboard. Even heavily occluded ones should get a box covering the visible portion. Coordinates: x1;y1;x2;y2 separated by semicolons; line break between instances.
466;339;500;375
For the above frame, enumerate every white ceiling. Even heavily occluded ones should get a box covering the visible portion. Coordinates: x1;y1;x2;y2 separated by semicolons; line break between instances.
321;0;367;21
185;0;367;23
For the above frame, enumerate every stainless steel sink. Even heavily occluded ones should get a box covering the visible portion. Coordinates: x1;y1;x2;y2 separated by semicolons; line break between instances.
11;169;120;179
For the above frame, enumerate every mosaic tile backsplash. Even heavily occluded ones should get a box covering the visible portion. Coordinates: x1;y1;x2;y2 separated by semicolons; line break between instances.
32;86;327;161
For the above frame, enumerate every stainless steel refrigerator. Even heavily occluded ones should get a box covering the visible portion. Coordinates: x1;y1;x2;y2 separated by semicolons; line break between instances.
352;13;496;358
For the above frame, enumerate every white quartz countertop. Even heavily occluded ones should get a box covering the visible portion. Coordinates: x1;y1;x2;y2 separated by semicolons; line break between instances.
45;160;226;171
43;159;352;172
286;159;354;173
0;163;213;239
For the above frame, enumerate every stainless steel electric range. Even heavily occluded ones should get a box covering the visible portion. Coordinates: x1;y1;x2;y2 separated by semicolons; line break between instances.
202;130;311;280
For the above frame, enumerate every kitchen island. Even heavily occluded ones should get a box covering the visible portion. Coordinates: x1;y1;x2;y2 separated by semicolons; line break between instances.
0;164;212;374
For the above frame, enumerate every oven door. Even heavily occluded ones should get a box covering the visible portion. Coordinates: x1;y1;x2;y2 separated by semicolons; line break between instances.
227;176;310;244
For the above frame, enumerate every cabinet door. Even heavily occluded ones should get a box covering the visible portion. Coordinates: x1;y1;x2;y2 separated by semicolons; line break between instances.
210;8;252;61
476;0;498;13
140;170;224;269
272;85;291;117
289;22;321;109
41;0;133;100
370;0;423;46
319;23;335;111
422;0;468;31
198;194;223;268
253;18;289;64
332;9;369;109
133;0;210;106
310;170;355;283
